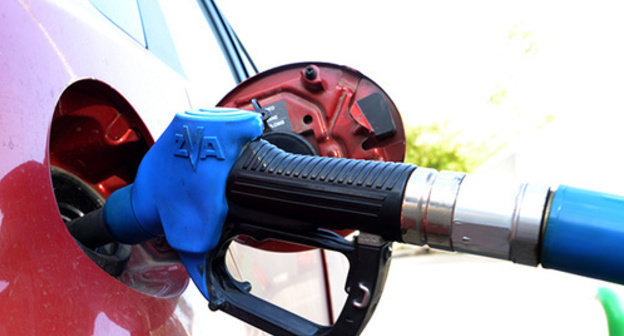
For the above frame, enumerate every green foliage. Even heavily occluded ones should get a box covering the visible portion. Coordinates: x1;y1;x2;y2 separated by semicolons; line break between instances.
508;23;538;55
489;86;507;105
402;23;544;173
404;123;495;173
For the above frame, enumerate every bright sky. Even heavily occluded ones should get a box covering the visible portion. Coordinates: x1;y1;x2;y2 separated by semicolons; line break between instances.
220;0;623;121
220;0;624;189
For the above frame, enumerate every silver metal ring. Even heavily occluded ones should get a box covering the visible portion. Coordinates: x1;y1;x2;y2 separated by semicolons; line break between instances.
400;168;438;246
424;171;466;250
510;183;550;265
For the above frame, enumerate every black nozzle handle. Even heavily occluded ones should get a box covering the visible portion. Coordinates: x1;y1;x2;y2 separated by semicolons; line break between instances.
226;140;416;241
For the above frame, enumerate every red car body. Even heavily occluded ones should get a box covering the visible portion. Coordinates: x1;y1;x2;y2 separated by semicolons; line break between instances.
1;1;199;334
1;0;419;333
0;1;268;334
1;1;396;334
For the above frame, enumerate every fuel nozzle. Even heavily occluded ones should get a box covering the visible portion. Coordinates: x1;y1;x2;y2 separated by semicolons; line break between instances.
67;107;624;336
93;108;264;298
68;107;624;286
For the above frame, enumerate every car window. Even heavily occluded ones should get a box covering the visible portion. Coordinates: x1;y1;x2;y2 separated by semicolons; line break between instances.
88;0;146;46
89;0;184;76
136;0;185;75
159;0;236;106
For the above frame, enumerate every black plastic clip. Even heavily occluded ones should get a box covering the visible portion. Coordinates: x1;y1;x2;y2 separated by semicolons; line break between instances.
205;222;392;336
251;98;272;132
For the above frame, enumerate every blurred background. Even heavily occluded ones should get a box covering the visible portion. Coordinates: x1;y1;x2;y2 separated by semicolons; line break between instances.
181;0;624;334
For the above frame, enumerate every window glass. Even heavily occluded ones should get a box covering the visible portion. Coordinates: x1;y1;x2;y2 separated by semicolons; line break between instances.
159;0;236;107
89;0;145;46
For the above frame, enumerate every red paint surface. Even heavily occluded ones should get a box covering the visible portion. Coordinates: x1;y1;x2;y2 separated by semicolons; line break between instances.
0;162;187;335
0;1;190;334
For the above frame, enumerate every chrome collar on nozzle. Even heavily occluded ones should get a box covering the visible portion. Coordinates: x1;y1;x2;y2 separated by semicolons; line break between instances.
401;169;550;266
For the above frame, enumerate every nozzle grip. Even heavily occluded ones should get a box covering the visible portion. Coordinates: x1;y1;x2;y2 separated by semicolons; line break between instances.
205;223;391;336
226;140;415;241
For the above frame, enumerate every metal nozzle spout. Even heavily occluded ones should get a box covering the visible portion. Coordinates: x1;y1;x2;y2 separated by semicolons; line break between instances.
401;168;550;266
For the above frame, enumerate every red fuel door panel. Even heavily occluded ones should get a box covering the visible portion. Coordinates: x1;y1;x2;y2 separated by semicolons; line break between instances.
218;62;407;251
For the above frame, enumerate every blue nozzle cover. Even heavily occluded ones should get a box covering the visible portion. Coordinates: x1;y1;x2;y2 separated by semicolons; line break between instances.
103;107;263;298
541;185;624;284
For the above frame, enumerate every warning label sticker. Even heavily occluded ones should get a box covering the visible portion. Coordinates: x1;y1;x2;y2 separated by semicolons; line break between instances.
263;100;292;132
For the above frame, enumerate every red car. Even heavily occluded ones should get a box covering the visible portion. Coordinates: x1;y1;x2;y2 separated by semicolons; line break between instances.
7;1;624;335
0;1;408;334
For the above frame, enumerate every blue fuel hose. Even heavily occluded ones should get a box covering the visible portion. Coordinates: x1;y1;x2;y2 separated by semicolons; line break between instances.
541;185;624;284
